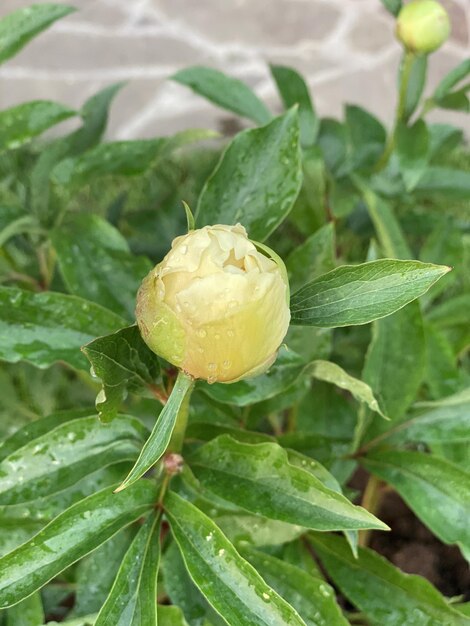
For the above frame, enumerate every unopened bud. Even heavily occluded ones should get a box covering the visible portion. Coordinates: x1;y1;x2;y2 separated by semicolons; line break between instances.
136;224;290;384
396;0;450;54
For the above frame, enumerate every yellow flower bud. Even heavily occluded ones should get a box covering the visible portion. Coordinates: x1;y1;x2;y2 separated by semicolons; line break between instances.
396;0;450;54
136;224;290;384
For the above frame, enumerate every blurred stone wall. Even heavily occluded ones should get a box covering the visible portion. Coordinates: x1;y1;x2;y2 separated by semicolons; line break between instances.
0;0;469;137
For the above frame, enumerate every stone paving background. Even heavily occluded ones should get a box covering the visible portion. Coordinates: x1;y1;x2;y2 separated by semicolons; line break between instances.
1;0;469;138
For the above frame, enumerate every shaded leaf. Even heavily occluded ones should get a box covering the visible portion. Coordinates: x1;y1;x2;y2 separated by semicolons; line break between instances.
196;109;302;241
310;533;470;626
95;513;160;626
285;223;335;293
362;450;470;561
415;167;470;199
396;120;429;191
82;325;160;422
6;592;44;626
242;546;349;626
51;213;151;320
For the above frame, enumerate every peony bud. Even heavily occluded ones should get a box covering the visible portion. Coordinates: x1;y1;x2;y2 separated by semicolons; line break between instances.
396;0;450;54
136;224;290;384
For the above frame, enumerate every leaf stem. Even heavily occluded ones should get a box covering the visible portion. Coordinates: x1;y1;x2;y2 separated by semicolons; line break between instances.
358;474;384;548
376;50;416;171
168;376;194;453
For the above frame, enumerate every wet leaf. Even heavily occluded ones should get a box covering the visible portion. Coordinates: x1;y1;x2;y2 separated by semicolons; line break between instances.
196;109;302;241
0;287;125;370
165;491;307;626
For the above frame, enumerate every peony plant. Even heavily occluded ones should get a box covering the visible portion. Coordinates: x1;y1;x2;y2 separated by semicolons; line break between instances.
0;1;469;625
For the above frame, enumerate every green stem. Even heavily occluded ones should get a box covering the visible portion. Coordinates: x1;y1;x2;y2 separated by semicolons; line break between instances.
358;475;384;548
376;50;416;171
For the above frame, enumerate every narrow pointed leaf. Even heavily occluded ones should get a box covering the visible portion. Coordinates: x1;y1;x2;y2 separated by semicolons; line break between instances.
196;109;302;241
0;415;148;504
6;592;44;626
116;371;194;492
362;450;470;560
0;482;158;608
270;64;318;146
310;533;470;626
290;260;449;327
190;436;388;531
242;546;349;626
0;4;75;64
172;66;271;125
95;513;160;626
0;287;126;370
165;491;307;626
310;360;388;419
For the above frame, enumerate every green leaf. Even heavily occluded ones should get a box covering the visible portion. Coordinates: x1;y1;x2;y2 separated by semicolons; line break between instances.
82;325;160;423
0;415;147;505
0;287;126;370
424;322;463;399
285;223;335;293
73;528;135;618
116;371;194;492
165;491;307;626
310;533;470;626
51;214;151;320
199;348;307;407
52;139;165;186
6;592;44;626
396;120;429;191
415;167;470;199
161;541;213;626
310;360;388;419
427;294;470;328
0;4;75;64
345;105;386;170
196;109;302;241
0;481;158;608
0;101;76;152
158;605;190;626
380;0;402;16
384;387;470;445
317;119;348;175
403;54;427;121
172;66;271;126
362;450;470;561
31;83;124;225
0;408;92;463
190;435;388;531
290;259;449;327
363;302;425;422
270;65;318;146
95;512;160;626
433;58;470;101
241;546;349;626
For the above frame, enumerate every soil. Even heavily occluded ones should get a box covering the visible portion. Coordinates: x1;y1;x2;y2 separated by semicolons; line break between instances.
351;469;470;600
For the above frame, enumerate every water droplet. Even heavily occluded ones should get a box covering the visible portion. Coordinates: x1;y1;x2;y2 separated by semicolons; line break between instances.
218;548;225;556
67;432;76;442
227;329;235;338
214;333;220;340
205;532;214;541
222;360;231;369
301;459;307;466
262;592;270;601
180;244;188;254
208;363;217;371
171;354;183;363
207;375;217;384
196;328;207;338
319;584;330;597
197;347;204;353
83;511;92;519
